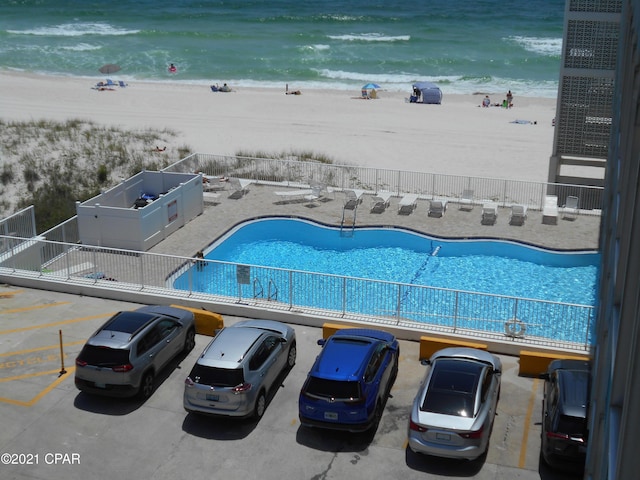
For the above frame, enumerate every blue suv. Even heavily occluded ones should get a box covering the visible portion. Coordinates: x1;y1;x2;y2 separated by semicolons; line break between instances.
299;328;399;433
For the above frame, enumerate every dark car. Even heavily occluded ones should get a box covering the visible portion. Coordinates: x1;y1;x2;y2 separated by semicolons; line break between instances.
75;305;196;398
299;328;399;433
541;359;591;472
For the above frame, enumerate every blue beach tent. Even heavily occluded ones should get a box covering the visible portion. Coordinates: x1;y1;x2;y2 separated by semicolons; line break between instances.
411;81;442;104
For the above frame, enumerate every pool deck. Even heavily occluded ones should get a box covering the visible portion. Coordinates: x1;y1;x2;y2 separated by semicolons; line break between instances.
149;182;600;258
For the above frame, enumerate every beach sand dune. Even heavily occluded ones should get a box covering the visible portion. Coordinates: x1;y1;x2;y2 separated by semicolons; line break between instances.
0;72;557;182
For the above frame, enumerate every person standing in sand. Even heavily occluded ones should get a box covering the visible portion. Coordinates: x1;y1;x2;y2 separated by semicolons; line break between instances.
506;90;513;107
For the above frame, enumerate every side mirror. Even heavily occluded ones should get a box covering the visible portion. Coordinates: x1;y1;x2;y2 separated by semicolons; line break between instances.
540;372;550;380
317;339;326;346
494;369;501;375
279;337;287;344
420;359;431;366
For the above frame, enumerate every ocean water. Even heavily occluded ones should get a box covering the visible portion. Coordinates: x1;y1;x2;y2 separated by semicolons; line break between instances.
0;0;565;97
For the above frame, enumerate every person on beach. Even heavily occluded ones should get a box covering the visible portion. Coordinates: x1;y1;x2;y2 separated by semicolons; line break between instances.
506;90;513;107
482;95;491;107
220;83;231;92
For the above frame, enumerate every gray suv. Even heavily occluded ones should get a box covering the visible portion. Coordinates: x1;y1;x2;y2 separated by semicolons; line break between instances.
183;319;296;419
75;305;196;398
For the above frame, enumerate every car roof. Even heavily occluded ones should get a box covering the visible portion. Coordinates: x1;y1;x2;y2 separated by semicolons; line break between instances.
312;334;379;381
197;326;264;368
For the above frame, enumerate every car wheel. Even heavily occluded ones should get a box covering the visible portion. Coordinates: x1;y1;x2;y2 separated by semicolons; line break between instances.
370;400;383;432
183;328;196;352
254;390;266;419
286;341;297;368
139;371;155;399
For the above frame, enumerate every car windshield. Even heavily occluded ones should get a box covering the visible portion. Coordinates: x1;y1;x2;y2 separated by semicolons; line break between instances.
189;364;244;387
305;376;360;401
78;345;130;367
421;361;483;417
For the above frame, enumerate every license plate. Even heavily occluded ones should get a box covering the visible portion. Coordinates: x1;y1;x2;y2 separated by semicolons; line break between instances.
436;432;451;441
324;412;338;421
206;394;219;402
94;382;106;389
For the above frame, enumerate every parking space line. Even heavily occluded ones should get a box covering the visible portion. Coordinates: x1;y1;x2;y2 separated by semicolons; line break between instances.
0;301;70;315
0;340;86;358
0;312;114;335
0;368;63;383
0;289;23;297
0;368;75;407
518;378;539;468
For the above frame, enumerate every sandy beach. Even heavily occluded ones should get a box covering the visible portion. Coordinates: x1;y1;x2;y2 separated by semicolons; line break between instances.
0;71;557;182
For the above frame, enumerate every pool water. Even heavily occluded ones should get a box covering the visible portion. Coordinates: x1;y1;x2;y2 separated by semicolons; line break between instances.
203;218;598;305
174;218;599;343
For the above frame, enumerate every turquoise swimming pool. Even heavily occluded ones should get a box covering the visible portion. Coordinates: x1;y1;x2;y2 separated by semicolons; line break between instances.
174;218;599;344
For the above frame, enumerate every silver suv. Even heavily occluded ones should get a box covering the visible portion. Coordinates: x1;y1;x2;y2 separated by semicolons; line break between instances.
75;305;196;398
183;319;296;419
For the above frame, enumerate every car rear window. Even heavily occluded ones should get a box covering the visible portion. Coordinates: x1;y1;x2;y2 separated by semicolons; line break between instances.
305;376;360;401
189;364;244;387
78;345;130;367
557;415;587;437
421;367;481;417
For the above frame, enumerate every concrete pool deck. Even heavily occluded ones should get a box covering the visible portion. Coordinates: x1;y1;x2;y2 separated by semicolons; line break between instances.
148;182;601;259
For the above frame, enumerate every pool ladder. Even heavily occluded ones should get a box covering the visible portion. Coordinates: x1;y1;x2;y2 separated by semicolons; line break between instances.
253;277;278;301
340;203;357;237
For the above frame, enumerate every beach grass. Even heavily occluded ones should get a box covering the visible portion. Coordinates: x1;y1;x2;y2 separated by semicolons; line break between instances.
0;118;190;232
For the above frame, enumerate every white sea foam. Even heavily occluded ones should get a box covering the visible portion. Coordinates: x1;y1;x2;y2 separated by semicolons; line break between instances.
508;36;562;57
327;33;410;42
7;22;139;37
60;43;102;52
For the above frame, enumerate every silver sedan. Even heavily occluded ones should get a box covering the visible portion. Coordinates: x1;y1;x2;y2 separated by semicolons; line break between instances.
408;347;502;460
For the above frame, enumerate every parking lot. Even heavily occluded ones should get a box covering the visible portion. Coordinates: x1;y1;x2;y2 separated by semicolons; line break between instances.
0;287;577;480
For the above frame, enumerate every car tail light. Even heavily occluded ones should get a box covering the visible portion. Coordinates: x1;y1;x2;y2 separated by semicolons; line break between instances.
232;383;252;394
75;358;87;367
409;419;428;433
184;377;195;387
460;425;484;439
112;364;133;372
546;431;584;442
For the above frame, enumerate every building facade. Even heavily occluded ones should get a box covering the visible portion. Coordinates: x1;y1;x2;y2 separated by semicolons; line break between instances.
586;0;640;479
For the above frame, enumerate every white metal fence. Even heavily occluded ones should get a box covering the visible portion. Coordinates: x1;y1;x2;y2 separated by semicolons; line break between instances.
0;236;595;352
163;153;604;213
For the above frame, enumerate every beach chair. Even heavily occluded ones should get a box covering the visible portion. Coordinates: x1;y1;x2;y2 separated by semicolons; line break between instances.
228;177;253;198
343;189;363;210
562;195;579;220
509;205;527;226
481;203;498;225
398;194;418;215
274;188;313;202
361;89;369;99
428;199;447;218
118;80;127;87
459;189;474;210
370;191;392;213
105;79;117;87
543;195;558;225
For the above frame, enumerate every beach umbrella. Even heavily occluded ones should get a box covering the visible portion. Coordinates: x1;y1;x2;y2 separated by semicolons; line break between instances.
99;63;121;75
362;82;381;89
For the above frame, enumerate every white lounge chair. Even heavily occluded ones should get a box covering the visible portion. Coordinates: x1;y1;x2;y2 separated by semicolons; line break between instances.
274;189;313;202
543;195;558;224
370;191;392;213
509;205;527;226
398;193;418;214
459;189;474;210
428;199;447;218
228;177;253;198
343;189;364;210
563;195;579;220
481;203;498;225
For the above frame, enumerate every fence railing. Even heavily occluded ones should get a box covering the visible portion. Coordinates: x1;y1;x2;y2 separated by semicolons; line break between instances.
0;235;595;351
163;153;604;213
